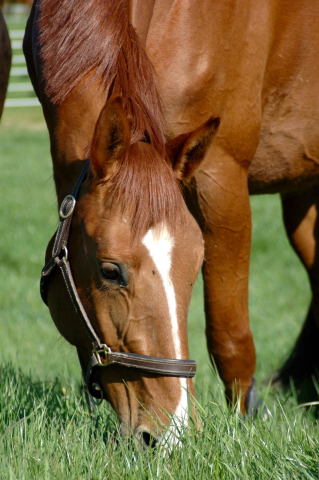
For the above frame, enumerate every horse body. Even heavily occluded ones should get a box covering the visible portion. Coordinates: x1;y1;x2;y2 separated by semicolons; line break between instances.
137;0;319;193
133;0;319;402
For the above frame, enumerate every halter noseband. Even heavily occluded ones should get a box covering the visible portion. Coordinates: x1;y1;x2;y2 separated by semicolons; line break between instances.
40;160;197;399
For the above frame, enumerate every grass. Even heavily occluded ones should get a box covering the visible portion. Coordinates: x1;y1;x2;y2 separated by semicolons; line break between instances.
1;364;318;479
0;106;318;479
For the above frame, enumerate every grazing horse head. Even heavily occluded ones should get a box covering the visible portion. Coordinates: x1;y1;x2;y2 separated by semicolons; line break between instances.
43;95;219;446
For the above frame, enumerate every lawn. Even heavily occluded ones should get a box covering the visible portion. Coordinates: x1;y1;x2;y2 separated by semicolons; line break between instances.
0;106;318;479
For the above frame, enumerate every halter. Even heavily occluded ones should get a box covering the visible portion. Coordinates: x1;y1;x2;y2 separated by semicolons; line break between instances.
40;160;197;399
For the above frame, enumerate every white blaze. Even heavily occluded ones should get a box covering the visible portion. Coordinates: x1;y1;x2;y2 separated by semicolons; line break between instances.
142;224;180;358
142;224;189;439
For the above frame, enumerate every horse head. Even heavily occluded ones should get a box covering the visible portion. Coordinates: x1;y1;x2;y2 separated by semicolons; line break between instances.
44;96;219;448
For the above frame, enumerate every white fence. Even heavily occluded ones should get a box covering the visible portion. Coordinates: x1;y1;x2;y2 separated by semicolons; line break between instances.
5;29;40;108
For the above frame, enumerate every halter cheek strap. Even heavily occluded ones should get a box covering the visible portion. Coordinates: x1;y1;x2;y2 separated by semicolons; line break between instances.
40;160;197;399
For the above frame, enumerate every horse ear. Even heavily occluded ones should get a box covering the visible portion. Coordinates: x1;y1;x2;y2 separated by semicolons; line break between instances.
166;117;220;181
90;96;130;180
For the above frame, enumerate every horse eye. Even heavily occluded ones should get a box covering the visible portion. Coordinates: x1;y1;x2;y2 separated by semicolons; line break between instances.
101;263;121;283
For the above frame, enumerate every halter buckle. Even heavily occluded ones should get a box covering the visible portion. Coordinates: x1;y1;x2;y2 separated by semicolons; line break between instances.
59;195;76;219
92;344;112;366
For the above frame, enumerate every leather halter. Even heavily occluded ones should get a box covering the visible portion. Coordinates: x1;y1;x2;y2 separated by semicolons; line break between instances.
40;160;197;398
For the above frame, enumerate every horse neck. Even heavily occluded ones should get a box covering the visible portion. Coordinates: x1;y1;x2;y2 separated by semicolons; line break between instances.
43;82;108;206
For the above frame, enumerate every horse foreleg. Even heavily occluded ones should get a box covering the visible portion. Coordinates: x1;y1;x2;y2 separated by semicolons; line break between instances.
274;191;319;390
195;152;256;413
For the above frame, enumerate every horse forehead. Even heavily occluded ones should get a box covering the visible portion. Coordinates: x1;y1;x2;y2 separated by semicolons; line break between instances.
142;224;174;264
84;211;131;246
141;222;200;268
93;221;176;263
83;204;202;263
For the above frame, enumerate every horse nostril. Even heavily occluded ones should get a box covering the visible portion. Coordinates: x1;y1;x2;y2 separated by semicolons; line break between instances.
141;431;158;449
134;426;159;449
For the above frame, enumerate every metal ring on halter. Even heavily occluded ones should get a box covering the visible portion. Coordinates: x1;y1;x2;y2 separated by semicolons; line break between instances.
59;195;76;219
62;246;69;261
92;344;112;366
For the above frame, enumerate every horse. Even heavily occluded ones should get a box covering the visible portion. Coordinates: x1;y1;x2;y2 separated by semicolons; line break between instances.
24;0;319;445
24;0;221;448
0;7;11;119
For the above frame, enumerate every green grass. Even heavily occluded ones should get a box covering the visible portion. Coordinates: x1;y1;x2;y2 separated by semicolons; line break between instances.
0;108;79;382
0;107;318;479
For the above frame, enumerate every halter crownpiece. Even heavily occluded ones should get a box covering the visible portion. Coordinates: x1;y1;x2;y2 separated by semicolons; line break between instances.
40;160;197;399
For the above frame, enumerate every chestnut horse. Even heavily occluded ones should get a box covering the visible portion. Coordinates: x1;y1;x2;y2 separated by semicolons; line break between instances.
24;0;319;444
0;7;11;119
24;0;221;447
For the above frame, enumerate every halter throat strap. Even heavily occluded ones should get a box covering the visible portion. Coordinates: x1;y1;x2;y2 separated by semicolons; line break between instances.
40;160;196;397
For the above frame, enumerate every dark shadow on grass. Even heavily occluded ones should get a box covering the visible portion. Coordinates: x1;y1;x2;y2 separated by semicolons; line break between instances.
0;361;119;441
271;305;319;417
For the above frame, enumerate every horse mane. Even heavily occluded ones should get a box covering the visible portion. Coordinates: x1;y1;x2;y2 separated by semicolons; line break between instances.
39;0;165;151
106;142;185;239
39;0;185;236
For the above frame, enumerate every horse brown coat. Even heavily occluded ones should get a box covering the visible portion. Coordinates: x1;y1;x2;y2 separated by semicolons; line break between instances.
24;0;319;439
